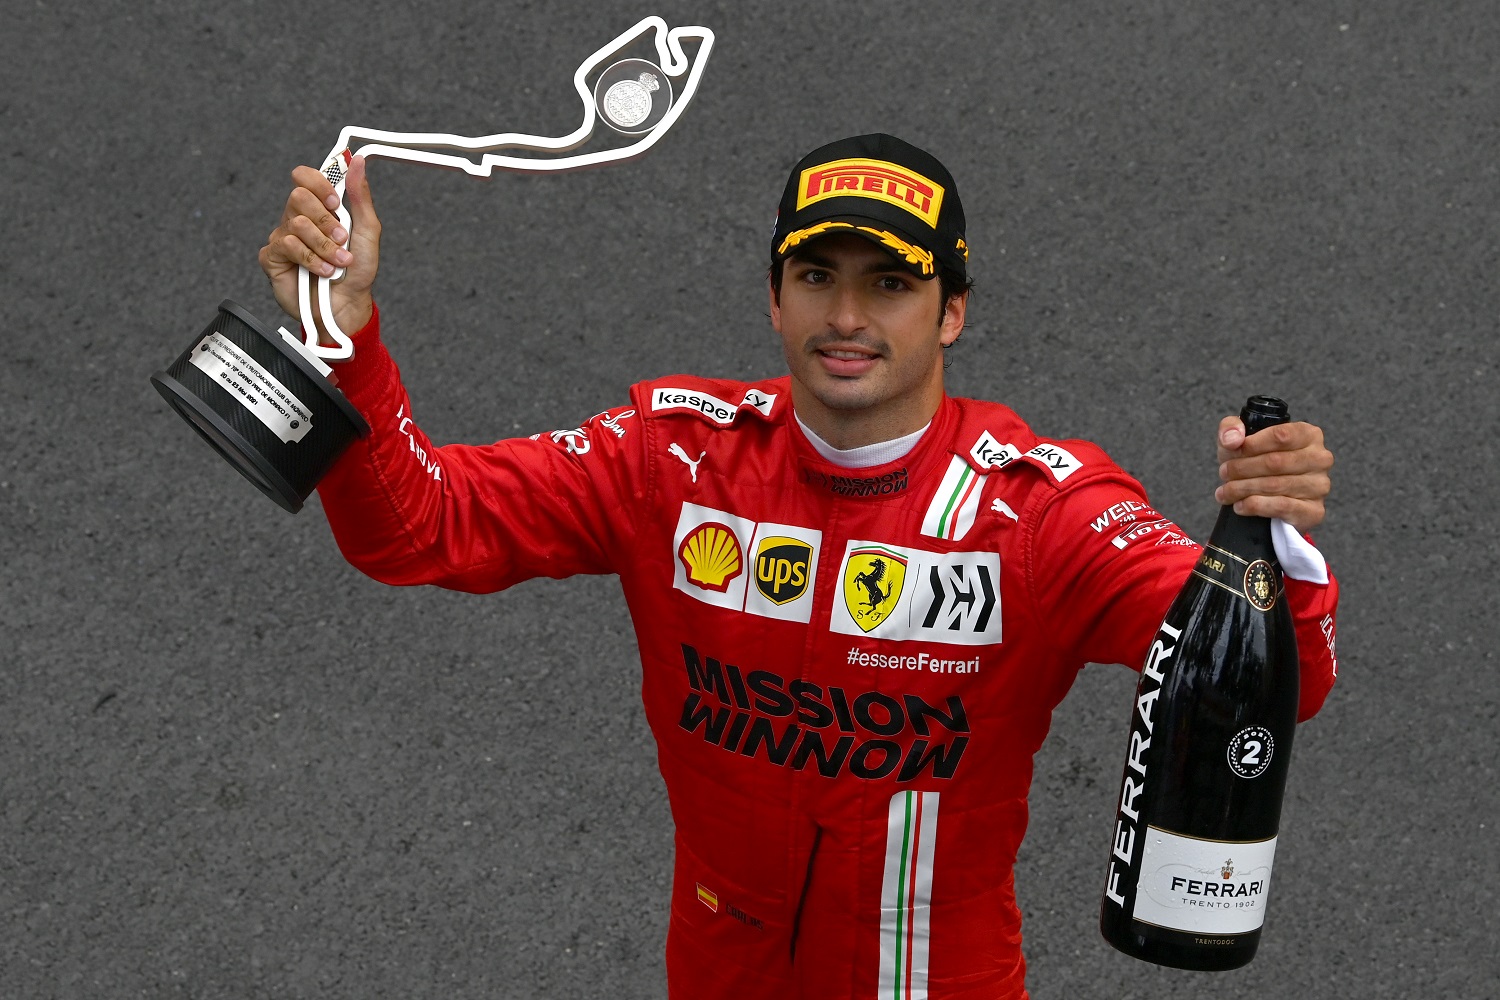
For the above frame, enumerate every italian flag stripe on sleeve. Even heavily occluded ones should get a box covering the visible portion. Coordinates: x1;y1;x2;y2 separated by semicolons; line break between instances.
879;790;940;999
921;456;986;542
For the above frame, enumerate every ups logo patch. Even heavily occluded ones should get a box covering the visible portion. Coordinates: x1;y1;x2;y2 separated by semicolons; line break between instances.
755;537;812;606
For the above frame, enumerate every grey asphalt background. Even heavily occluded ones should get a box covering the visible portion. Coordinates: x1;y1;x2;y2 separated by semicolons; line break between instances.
3;1;1496;997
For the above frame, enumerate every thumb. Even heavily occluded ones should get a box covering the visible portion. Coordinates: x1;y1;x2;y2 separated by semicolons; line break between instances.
1216;415;1245;464
339;155;381;292
344;155;380;237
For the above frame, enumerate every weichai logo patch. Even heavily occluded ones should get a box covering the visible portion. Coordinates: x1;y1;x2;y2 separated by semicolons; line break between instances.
754;537;812;606
842;545;908;633
679;522;743;592
796;157;944;228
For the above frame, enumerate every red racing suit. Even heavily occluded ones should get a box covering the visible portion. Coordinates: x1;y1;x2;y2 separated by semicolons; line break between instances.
316;307;1339;999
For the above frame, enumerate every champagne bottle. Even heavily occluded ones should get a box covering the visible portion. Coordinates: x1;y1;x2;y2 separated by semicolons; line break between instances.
1099;395;1301;971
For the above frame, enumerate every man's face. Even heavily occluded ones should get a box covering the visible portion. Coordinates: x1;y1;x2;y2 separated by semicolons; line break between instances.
770;233;966;447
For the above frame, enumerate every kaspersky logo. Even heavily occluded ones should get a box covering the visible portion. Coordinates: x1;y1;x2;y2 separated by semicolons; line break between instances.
842;545;908;632
796;157;944;227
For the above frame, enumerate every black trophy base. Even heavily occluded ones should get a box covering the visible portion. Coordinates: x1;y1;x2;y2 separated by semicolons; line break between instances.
151;299;370;513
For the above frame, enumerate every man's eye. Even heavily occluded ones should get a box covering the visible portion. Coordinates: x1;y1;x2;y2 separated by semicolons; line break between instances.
878;276;909;291
801;269;830;284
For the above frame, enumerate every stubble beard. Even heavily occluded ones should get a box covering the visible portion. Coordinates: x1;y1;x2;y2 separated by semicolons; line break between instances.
793;332;944;416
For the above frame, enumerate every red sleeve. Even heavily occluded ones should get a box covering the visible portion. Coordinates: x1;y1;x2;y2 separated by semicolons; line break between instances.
1029;475;1339;722
312;304;649;593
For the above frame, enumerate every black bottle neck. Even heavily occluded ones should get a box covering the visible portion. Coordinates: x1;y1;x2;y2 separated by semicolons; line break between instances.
1206;394;1290;564
1205;504;1276;565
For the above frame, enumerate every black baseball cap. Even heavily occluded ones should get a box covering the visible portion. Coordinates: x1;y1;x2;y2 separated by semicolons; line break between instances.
770;133;968;280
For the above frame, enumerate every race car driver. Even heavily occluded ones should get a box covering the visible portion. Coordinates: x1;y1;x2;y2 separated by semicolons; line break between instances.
259;133;1338;999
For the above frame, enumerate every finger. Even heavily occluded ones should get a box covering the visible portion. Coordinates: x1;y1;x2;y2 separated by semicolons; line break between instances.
1219;444;1333;483
281;186;347;245
257;242;284;275
1215;471;1331;505
1234;421;1323;458
269;231;338;277
260;228;297;269
291;164;341;212
1220;494;1326;533
1216;416;1246;464
1217;415;1245;451
285;213;354;269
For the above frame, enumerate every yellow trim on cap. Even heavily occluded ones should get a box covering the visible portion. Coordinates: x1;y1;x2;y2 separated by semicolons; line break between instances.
855;226;935;275
777;220;853;255
777;222;936;276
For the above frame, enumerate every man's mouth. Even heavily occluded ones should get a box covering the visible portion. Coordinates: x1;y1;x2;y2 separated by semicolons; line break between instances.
815;344;881;377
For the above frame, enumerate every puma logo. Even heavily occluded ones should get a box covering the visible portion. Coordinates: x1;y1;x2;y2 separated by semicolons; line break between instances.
991;498;1018;522
668;442;707;483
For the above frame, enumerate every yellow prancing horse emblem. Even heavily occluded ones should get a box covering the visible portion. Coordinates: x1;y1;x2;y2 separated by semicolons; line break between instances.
842;545;908;633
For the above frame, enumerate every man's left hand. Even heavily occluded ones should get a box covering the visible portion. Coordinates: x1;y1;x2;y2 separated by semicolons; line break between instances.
1215;417;1333;533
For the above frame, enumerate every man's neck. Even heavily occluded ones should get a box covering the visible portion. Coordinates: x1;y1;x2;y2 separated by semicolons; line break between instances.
788;381;944;451
796;414;930;468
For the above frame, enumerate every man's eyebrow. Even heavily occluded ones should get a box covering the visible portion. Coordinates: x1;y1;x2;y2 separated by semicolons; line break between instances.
786;251;908;275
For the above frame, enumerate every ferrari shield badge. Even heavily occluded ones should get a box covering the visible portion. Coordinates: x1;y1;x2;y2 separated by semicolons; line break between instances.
842;545;908;632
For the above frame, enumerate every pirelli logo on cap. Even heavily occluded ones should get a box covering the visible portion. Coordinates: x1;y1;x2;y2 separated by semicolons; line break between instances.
797;158;944;228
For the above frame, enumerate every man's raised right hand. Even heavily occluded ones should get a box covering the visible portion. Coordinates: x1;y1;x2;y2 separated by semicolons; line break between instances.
258;154;381;341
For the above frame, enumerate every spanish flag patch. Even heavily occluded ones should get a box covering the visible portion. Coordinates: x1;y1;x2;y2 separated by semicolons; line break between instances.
696;883;719;913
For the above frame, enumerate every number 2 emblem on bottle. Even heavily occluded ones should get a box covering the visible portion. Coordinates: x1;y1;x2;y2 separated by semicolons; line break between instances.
1227;726;1275;779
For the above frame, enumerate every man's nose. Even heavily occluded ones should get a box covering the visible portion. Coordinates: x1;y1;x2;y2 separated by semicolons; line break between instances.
827;285;868;335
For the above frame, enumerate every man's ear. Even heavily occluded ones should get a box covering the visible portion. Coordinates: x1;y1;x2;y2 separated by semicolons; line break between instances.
939;290;968;346
768;275;783;333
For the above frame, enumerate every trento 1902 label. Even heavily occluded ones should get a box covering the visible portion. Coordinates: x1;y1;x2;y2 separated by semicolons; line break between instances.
1131;827;1277;935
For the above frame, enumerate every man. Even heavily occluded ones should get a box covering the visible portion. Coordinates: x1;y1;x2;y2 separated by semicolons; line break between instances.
261;134;1337;999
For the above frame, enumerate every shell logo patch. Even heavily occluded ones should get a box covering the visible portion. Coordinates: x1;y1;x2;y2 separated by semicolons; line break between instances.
841;545;908;633
679;522;743;592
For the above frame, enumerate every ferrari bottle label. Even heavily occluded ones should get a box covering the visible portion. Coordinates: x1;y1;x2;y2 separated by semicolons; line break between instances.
1131;827;1278;935
1191;545;1283;609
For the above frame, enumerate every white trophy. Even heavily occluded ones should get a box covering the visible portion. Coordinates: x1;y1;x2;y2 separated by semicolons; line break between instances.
152;17;714;512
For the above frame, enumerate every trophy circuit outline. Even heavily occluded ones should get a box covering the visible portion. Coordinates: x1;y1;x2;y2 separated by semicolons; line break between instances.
293;15;715;365
152;16;712;514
